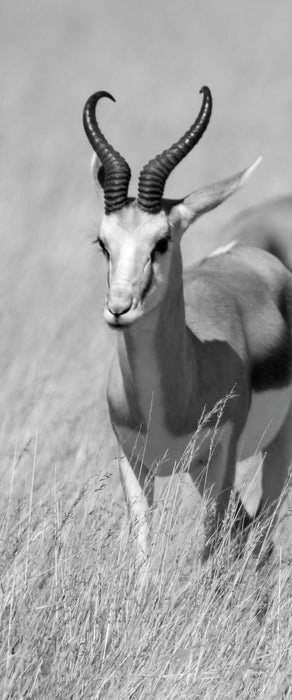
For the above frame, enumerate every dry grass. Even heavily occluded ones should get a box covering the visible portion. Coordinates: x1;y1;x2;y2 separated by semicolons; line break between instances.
1;1;292;697
1;460;292;698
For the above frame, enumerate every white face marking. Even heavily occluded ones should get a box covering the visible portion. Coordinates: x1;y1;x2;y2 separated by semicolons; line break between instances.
99;207;174;326
238;384;292;459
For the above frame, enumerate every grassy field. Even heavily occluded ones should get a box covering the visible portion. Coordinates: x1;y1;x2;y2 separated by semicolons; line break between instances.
1;1;292;697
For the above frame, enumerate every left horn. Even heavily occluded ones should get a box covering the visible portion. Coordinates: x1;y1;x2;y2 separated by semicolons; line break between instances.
137;86;212;213
83;91;131;214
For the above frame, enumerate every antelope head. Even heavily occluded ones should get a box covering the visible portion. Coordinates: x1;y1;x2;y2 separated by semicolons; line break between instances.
83;88;259;328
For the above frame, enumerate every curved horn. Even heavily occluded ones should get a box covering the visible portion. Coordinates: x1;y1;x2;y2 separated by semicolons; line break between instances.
137;86;212;213
83;91;131;214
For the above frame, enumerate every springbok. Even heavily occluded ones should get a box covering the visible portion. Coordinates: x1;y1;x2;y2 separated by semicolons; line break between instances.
83;87;292;572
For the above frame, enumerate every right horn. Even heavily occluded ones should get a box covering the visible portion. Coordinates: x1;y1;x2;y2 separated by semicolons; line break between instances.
83;91;131;214
137;86;212;213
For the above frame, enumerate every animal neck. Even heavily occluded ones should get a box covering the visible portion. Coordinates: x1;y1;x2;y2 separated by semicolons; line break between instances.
116;257;196;431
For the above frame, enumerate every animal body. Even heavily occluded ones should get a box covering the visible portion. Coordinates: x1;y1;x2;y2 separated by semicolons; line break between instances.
83;87;292;578
225;196;292;271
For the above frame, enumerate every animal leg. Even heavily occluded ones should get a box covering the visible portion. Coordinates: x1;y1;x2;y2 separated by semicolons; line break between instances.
189;427;237;559
254;398;292;560
118;447;154;581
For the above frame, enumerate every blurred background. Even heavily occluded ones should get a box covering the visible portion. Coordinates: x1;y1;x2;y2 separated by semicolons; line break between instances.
1;0;292;501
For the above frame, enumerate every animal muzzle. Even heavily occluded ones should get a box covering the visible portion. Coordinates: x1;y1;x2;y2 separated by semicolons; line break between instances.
106;287;134;317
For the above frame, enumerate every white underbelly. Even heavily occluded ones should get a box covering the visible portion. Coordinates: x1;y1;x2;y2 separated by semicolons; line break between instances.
238;384;292;460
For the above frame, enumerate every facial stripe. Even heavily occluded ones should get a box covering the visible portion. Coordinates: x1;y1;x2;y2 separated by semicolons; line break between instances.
141;261;154;300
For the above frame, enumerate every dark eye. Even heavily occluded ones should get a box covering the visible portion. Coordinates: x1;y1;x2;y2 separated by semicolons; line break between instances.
155;238;169;254
151;237;170;262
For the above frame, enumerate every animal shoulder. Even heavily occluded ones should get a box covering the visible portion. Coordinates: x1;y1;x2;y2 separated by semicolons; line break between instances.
184;244;290;311
183;246;264;343
183;244;292;391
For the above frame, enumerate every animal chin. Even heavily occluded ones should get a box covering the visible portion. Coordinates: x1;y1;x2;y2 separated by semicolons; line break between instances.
104;309;140;329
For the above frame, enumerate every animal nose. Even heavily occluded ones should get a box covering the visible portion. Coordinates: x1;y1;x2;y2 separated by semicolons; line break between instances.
107;290;133;317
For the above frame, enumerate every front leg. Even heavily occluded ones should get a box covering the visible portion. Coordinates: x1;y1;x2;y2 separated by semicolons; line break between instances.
118;447;154;583
189;424;238;559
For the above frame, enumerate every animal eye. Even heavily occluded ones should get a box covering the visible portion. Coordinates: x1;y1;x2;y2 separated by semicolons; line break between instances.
150;238;170;264
155;238;169;254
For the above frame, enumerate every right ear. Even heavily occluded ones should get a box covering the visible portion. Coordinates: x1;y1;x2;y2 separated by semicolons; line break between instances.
90;153;105;191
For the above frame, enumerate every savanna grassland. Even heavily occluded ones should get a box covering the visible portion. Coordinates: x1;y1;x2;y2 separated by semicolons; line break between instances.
1;2;292;697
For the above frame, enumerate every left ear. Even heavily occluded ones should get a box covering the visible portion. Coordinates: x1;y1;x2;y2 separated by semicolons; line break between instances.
169;157;262;234
90;153;105;191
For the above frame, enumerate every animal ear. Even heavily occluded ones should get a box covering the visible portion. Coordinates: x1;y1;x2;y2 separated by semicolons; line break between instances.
90;153;105;191
169;157;262;234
